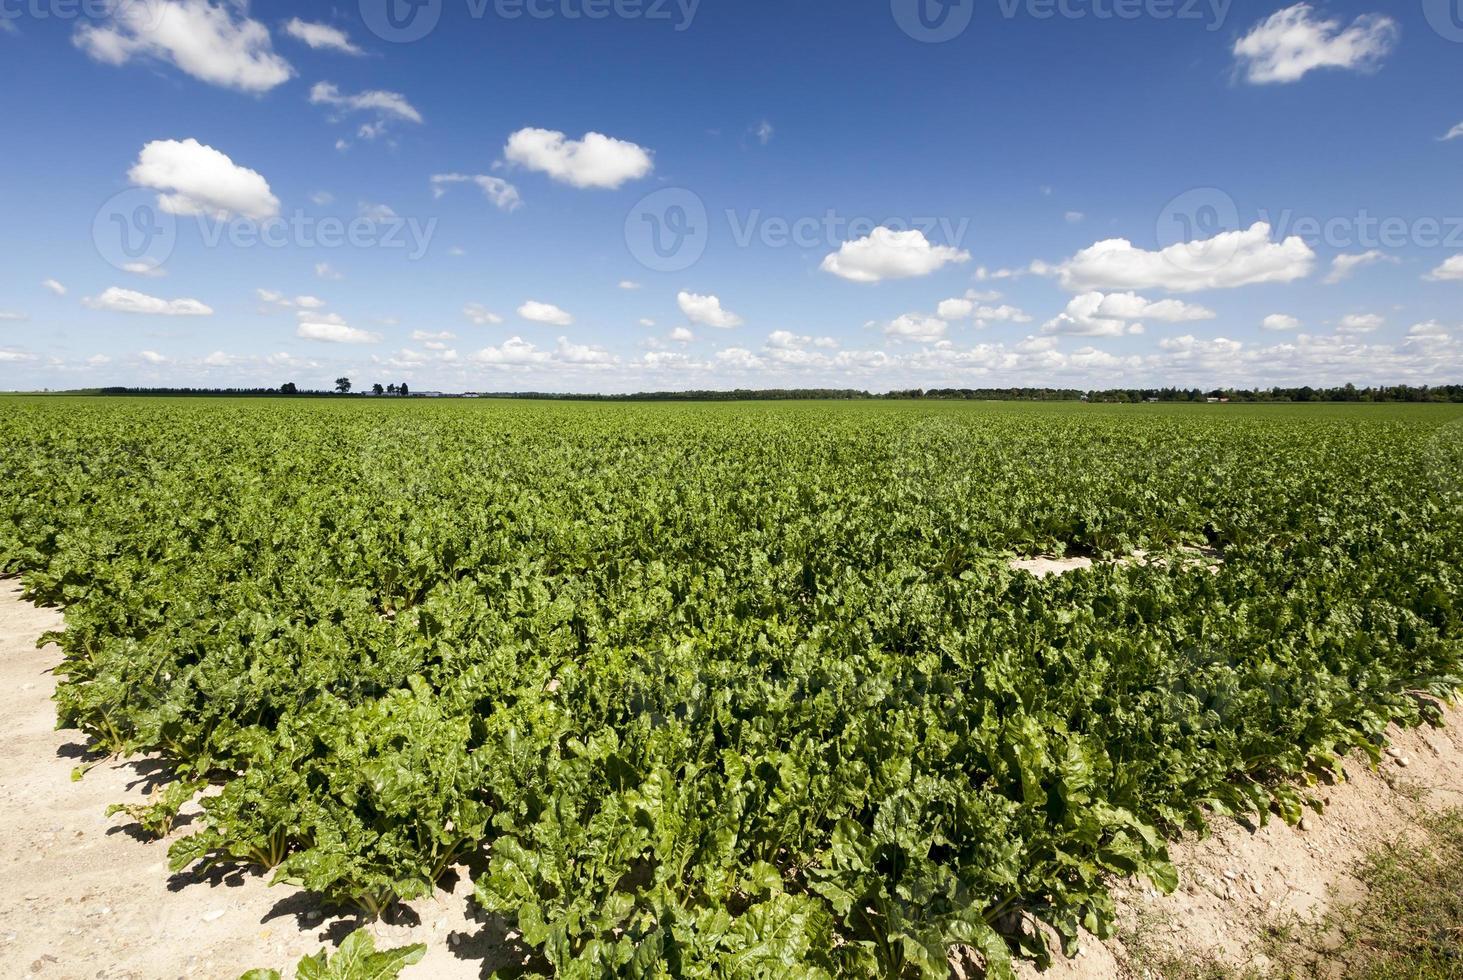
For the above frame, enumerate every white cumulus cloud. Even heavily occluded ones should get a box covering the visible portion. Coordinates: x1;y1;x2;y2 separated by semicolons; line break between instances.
128;138;279;220
678;291;743;328
84;286;212;316
1232;4;1398;84
881;314;948;344
1424;255;1463;281
821;227;970;283
282;18;362;55
297;320;380;344
518;300;573;326
1338;313;1385;333
1054;222;1314;293
74;0;292;93
503;128;654;190
1262;313;1301;331
1043;291;1212;337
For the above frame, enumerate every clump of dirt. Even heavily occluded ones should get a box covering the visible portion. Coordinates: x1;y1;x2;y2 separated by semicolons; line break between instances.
1009;545;1224;579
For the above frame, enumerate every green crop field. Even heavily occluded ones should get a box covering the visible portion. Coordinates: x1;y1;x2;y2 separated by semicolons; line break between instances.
1;397;1460;978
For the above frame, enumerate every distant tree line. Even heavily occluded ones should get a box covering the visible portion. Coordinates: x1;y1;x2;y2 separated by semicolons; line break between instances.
71;383;1463;403
1082;384;1463;403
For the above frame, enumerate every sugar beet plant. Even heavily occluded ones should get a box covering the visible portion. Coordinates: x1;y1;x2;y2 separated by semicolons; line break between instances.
1;398;1459;977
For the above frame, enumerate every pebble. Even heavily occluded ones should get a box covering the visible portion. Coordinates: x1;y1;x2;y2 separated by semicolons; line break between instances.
1396;756;1411;768
1299;817;1312;832
201;910;224;923
1251;882;1263;896
1385;746;1402;759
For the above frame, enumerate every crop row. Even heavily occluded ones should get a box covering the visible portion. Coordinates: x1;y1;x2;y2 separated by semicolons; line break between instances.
1;399;1459;977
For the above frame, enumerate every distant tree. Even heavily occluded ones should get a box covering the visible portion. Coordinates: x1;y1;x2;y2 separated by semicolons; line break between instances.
372;383;385;396
387;383;398;395
399;382;410;397
335;377;352;394
279;382;298;395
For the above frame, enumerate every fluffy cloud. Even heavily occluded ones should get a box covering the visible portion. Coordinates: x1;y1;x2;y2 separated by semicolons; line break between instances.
296;319;380;344
1232;4;1398;84
619;280;642;290
503;128;654;189
677;291;743;329
1054;223;1314;293
937;292;1034;326
310;82;422;139
139;350;169;364
881;314;948;344
936;297;976;320
1323;249;1397;284
1424;255;1463;281
469;336;615;368
1043;291;1215;336
1444;123;1463;142
1337;313;1385;334
256;290;326;311
518;300;574;326
1145;332;1463;388
430;173;522;212
766;331;836;350
316;263;343;280
282;19;362;55
84;286;212;316
73;0;292;92
1262;313;1301;331
1409;320;1451;338
41;279;65;296
128;138;279;221
464;303;504;326
820;228;970;283
670;326;695;343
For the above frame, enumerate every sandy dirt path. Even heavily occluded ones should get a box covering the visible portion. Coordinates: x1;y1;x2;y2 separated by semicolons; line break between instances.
0;580;503;980
1017;702;1463;978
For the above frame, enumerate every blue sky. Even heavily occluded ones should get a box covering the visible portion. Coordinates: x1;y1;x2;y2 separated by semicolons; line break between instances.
1;0;1461;392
